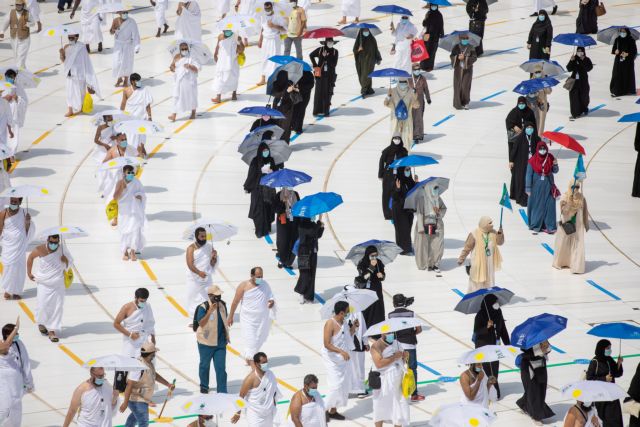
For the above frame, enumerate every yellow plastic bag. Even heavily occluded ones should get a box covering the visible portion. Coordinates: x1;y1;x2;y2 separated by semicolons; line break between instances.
82;91;93;114
106;199;118;221
64;268;74;288
402;366;416;398
237;52;246;67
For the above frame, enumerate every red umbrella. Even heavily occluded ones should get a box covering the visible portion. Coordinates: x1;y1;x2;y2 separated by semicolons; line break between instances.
303;27;344;39
541;131;586;155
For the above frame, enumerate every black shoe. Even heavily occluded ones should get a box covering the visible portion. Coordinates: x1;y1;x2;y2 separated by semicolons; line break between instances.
530;12;538;16
357;391;370;398
200;387;209;394
551;5;557;14
327;411;346;420
277;262;283;269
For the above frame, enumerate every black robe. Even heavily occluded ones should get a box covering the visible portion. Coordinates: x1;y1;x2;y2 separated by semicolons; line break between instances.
378;142;408;220
576;0;598;34
633;123;640;198
294;220;324;301
391;172;415;253
510;130;539;207
527;13;553;60
421;9;444;71
271;74;295;143
609;35;637;96
243;149;279;238
354;30;382;96
466;0;488;56
473;295;510;397
250;117;279;131
587;355;624;426
357;258;386;334
310;46;338;116
567;55;593;118
516;349;554;421
290;70;314;134
274;190;299;267
505;103;537;152
627;362;640;427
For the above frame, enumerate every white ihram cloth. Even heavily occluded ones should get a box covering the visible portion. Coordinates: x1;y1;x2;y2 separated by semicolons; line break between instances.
112;18;140;78
260;14;285;77
240;284;275;359
285;394;327;427
348;311;366;394
123;87;153;149
154;0;169;27
35;247;72;333
216;0;230;17
185;242;215;315
0;341;34;427
175;1;202;41
64;42;101;111
533;0;556;12
0;99;15;149
321;318;351;409
1;209;35;296
373;340;410;426
98;146;136;200
26;0;40;23
460;372;496;408
5;84;27;155
173;56;200;114
120;303;156;357
341;0;360;18
76;383;115;427
92;126;115;166
81;0;104;45
118;178;147;252
393;21;417;74
212;36;240;94
0;160;12;207
245;370;281;426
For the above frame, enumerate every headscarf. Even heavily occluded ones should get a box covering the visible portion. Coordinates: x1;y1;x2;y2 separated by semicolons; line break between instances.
397;166;415;188
532;10;551;32
419;183;439;217
576;46;586;55
256;141;273;167
476;294;500;323
522;121;539;154
561;180;584;211
528;140;555;175
354;28;379;55
594;339;612;361
478;216;494;233
470;216;502;283
357;245;379;272
627;361;640;401
280;188;298;215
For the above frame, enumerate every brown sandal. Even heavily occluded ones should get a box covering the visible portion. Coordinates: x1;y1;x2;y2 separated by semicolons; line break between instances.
38;325;48;335
49;335;59;343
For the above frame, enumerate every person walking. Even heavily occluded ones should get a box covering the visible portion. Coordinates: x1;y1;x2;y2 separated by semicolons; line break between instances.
587;340;624;426
509;121;539;207
410;63;431;142
294;218;324;304
62;367;119;427
0;0;33;69
0;197;34;300
459;363;496;408
113;287;156;357
232;352;281;425
185;227;218;316
310;38;339;117
378;135;408;220
284;0;306;59
576;0;599;34
243;141;279;238
526;141;559;234
563;401;602;427
553;181;589;273
527;10;553;60
384;83;419;145
353;28;381;98
420;4;444;71
450;34;478;110
609;27;637;97
466;0;488;56
516;340;555;424
288;374;327;426
566;47;593;120
391;167;415;254
357;246;386;333
414;184;446;273
457;216;504;292
275;188;299;269
0;322;34;427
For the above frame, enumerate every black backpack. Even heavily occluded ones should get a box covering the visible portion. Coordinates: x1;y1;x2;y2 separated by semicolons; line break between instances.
114;370;128;393
192;301;226;332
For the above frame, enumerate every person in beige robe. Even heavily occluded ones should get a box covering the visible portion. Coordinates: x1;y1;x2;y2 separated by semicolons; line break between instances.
410;63;431;142
458;216;504;292
414;185;445;273
450;35;477;110
527;65;552;134
552;181;588;274
384;80;418;150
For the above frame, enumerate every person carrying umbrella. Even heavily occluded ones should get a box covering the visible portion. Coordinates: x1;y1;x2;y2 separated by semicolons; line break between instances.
0;320;34;427
567;46;593;120
450;33;477;110
552;180;589;273
457;216;504;292
609;27;637;97
421;4;444;71
0;197;34;300
525;140;558;234
391;15;417;74
211;30;243;103
586;340;624;426
275;187;299;268
243;141;280;238
309;38;339;117
563;400;602;427
414;183;446;272
527;10;553;60
516;340;555;423
391;167;416;254
506;96;538;159
357;246;386;335
291;66;314;134
353;28;382;98
120;73;152;158
168;42;201;122
459;362;496;408
509;121;539;207
271;70;298;143
409;63;431;141
379;135;408;220
113;164;147;261
525;65;552;134
294;216;324;303
175;0;202;42
466;0;488;56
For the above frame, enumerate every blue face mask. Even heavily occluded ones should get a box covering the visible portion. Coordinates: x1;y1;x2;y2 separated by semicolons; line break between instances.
9;204;19;211
604;349;612;357
474;366;482;373
94;378;105;386
525;127;534;136
137;301;146;309
619;32;627;38
384;334;395;344
7;78;14;84
13;335;19;342
404;170;411;177
125;173;134;182
119;140;128;148
224;30;233;38
460;39;470;46
517;103;526;110
262;150;270;158
538;15;545;21
362;31;370;37
48;242;59;251
255;278;265;285
430;5;437;10
308;388;320;397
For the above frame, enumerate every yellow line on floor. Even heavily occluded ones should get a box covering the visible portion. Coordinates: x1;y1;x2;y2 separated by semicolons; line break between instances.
8;160;19;173
147;143;165;159
0;261;3;274
18;301;35;323
139;260;158;281
173;120;193;134
166;296;189;317
486;19;508;26
205;101;227;112
31;130;52;145
34;64;59;74
58;344;85;366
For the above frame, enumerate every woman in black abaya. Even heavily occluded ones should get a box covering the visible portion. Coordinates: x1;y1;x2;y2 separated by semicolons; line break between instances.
378;135;408;220
505;96;537;157
421;4;444;72
627;362;640;426
516;341;555;422
310;37;339;116
271;70;297;143
391;167;416;254
274;188;299;269
353;28;382;97
243;142;280;238
527;10;553;60
633;123;640;198
473;294;510;398
357;246;386;336
587;339;624;426
609;27;637;97
509;122;539;207
466;0;488;56
290;69;314;134
294;217;324;304
576;0;598;34
566;46;593;119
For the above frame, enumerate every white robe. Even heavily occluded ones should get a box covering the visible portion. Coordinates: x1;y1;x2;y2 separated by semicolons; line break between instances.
260;15;285;77
185;242;215;315
393;21;417;74
533;0;556;12
124;87;152;149
76;383;115;427
341;0;360;18
1;209;35;296
6;85;27;155
373;340;410;426
98;146;136;199
173;56;200;114
118;177;146;252
286;395;327;427
240;284;275;359
321;319;351;409
0;161;12;207
26;0;40;24
562;406;602;427
81;0;104;45
64;42;101;111
0;99;15;149
0;341;34;427
245;370;281;426
348;311;366;394
175;1;202;41
154;0;169;27
35;248;72;333
1;12;33;69
120;303;156;357
212;36;240;94
216;0;230;17
112;18;140;78
460;372;496;408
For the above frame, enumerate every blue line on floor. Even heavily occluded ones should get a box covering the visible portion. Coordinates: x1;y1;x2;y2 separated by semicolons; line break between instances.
315;108;339;122
553;126;564;132
485;46;520;57
518;208;528;225
433;114;455;127
451;288;465;298
586;280;621;301
290;132;301;142
588;103;606;113
315;293;326;304
349;95;363;102
541;243;554;255
480;89;507;102
417;362;442;376
551;345;566;354
264;235;273;244
436;62;451;70
284;267;296;276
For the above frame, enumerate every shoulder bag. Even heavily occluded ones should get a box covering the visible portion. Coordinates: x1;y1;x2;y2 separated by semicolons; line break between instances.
563;77;576;91
367;368;381;390
595;1;606;16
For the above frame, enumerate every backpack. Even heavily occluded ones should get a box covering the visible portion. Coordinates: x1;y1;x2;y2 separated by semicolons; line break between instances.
192;300;227;332
395;99;408;121
114;370;129;393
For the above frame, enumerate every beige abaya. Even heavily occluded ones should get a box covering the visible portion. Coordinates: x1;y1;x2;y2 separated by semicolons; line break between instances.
552;182;589;274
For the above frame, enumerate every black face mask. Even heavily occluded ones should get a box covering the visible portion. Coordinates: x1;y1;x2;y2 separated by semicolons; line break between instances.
196;238;206;246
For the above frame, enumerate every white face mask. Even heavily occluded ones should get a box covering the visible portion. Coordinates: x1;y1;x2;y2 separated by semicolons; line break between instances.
121;12;128;20
180;49;189;56
392;138;401;145
577;52;585;58
326;42;334;48
492;303;500;310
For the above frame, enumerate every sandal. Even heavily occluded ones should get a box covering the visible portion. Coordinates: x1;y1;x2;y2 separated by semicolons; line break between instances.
38;325;48;335
49;335;59;343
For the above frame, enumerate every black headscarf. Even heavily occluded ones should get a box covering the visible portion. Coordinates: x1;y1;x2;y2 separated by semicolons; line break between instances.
531;10;552;33
505;96;537;130
357;245;378;271
594;339;612;361
354;28;379;55
476;294;501;324
396;166;415;187
628;362;640;401
255;141;276;168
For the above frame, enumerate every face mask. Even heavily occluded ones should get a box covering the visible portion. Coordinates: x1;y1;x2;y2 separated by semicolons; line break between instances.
13;335;19;342
180;49;189;57
121;12;128;20
413;70;421;76
261;115;270;121
398;83;409;90
474;366;482;373
460;39;470;46
538;15;545;21
583;401;592;407
604;349;612;357
492;303;500;310
362;31;370;37
326;42;334;48
125;173;134;182
392;138;401;145
518;103;526;110
255;278;265;285
137;301;146;309
525;127;534;136
534;72;542;78
260;362;269;371
619;32;627;38
94;378;105;386
384;334;395;344
404;170;411;177
48;242;59;251
369;255;377;261
307;387;319;397
266;9;274;15
538;149;547;155
262;150;270;158
432;187;439;195
119;140;128;148
6;78;14;84
224;30;233;38
430;5;437;10
70;39;78;45
9;204;19;211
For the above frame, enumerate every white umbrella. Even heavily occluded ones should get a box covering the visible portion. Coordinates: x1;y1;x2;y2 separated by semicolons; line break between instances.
91;109;134;126
98;156;144;171
431;403;496;427
561;380;628;402
0;144;13;161
182;220;238;242
364;317;425;337
0;66;40;89
216;14;260;32
42;24;81;38
168;39;215;65
457;345;521;365
319;288;378;319
0;81;16;93
181;393;247;415
114;119;164;136
37;225;88;240
253;0;291;18
0;185;49;198
83;354;148;371
98;2;127;13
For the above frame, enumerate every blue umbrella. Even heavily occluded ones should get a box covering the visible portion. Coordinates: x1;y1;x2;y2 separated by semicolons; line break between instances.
292;192;343;218
511;313;568;349
422;0;452;5
345;239;403;265
453;287;515;314
371;5;412;16
513;77;560;95
553;33;596;47
519;59;565;76
388;154;438;169
637;98;640;104
260;168;312;188
268;55;313;72
266;62;303;95
340;23;382;38
368;68;411;78
597;26;640;45
403;176;449;209
237;106;285;119
618;112;640;123
588;322;640;354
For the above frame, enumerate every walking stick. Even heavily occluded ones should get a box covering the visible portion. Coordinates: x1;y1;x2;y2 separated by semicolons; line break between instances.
153;379;176;423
